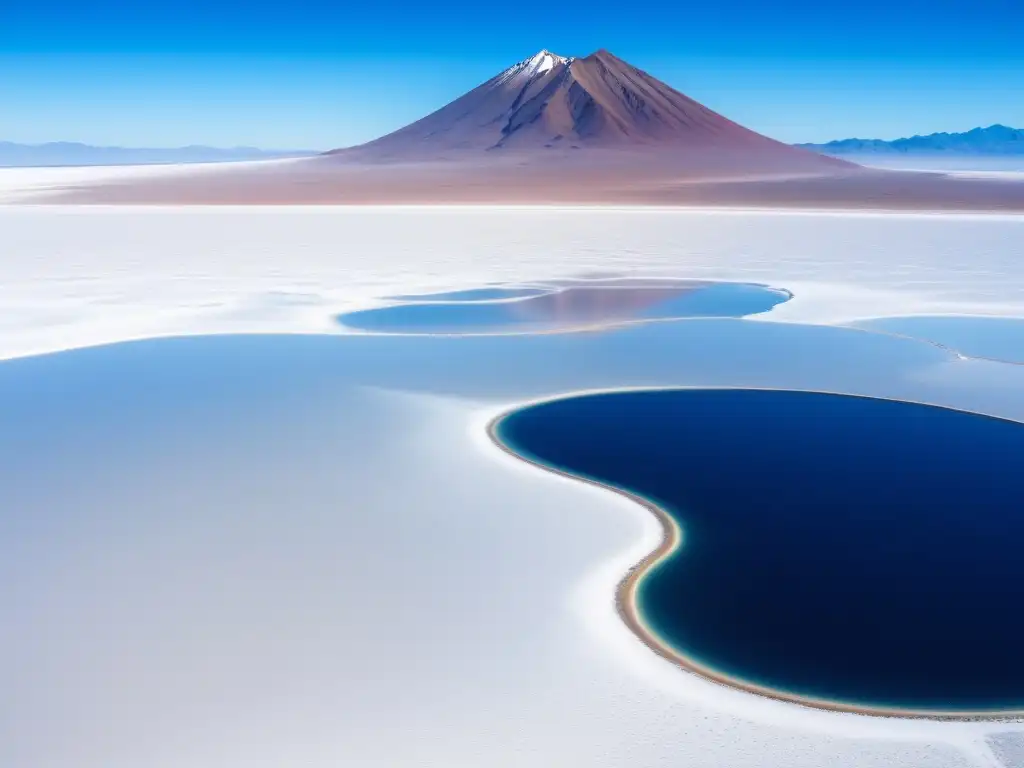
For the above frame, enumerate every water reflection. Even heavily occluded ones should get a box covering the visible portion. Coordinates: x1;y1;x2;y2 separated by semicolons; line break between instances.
339;280;790;335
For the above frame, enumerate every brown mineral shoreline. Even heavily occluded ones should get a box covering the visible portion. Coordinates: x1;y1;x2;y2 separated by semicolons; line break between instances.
33;156;1024;213
486;388;1024;721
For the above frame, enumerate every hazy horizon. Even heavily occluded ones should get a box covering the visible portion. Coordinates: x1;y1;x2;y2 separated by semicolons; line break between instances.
4;120;1022;154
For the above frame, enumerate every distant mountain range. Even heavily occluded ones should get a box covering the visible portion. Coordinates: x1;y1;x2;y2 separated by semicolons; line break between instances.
0;142;316;168
798;125;1024;155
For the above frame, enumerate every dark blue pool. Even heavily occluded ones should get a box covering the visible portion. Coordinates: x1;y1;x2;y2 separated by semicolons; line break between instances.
497;388;1024;714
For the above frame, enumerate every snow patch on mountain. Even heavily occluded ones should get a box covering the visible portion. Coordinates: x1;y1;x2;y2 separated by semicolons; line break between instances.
495;49;570;85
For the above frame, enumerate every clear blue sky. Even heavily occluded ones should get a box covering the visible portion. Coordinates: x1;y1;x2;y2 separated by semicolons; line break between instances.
2;0;1022;148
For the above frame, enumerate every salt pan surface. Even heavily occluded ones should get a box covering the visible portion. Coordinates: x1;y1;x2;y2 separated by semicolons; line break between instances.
1;167;1023;766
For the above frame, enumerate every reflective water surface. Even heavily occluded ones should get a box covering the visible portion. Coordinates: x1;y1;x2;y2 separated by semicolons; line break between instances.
338;281;790;334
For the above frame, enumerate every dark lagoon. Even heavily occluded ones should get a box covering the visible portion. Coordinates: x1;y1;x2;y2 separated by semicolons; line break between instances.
496;388;1024;715
338;281;789;334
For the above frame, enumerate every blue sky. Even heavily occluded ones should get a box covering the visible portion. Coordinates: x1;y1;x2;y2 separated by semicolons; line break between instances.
2;0;1022;148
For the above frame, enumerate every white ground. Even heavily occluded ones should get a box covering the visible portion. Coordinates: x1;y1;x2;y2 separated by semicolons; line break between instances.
2;165;1024;768
3;196;1024;361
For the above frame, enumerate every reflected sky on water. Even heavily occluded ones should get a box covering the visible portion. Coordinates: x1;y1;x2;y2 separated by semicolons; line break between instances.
339;281;789;335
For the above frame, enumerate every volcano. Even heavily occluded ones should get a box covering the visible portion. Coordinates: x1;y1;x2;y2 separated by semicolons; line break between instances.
327;48;844;171
59;49;1024;210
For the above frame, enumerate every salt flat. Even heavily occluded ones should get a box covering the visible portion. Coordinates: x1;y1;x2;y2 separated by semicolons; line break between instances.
2;176;1024;767
2;201;1024;360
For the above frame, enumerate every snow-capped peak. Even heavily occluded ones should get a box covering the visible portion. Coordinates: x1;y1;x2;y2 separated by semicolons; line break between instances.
496;50;572;84
527;50;569;75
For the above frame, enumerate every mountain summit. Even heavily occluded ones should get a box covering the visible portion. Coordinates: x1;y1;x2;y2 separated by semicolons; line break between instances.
65;49;883;204
329;49;843;168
